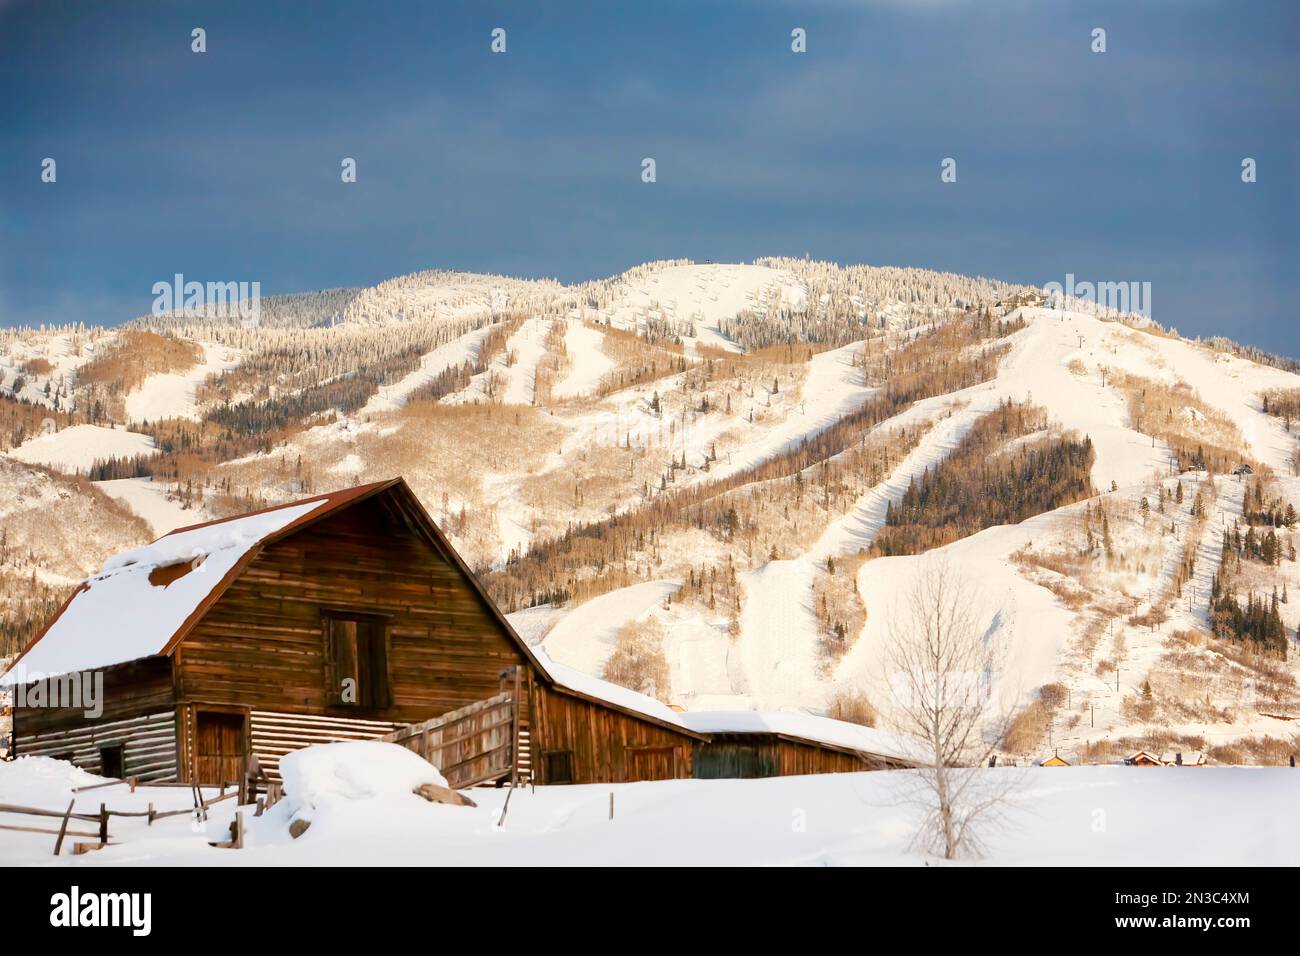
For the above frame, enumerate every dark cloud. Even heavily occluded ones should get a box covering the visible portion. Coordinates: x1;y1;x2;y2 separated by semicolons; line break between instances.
0;0;1295;353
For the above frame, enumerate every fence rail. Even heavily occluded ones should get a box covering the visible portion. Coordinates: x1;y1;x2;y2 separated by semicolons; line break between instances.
381;692;516;789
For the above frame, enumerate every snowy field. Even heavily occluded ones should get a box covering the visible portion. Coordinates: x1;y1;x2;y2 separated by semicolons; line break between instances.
94;477;206;537
7;424;157;473
1;754;1295;867
123;342;240;423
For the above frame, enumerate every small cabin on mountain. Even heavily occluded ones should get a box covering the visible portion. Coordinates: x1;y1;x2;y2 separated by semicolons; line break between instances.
1038;751;1071;767
1;478;917;788
1125;750;1164;767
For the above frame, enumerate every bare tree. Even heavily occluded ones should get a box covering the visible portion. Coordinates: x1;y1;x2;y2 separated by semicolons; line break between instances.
883;557;1018;859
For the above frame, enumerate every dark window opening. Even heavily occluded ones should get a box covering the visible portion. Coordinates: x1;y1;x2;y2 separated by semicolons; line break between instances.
99;743;125;779
324;613;391;709
544;750;574;785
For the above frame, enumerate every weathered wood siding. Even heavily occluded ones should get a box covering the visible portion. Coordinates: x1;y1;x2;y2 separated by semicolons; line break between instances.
250;710;401;782
174;497;529;725
15;710;177;781
530;682;695;783
11;656;175;738
382;693;516;788
694;734;905;779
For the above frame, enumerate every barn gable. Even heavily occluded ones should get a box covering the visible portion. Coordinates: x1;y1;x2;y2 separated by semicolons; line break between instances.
173;482;535;720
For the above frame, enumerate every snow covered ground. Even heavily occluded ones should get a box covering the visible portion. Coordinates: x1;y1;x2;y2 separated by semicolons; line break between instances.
552;319;616;400
599;263;807;354
1;754;1295;866
519;305;1300;745
540;579;679;674
123;342;240;423
94;477;206;537
360;325;497;415
6;424;157;473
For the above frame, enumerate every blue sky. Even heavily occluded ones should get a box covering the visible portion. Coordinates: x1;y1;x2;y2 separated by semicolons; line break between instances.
1;0;1296;353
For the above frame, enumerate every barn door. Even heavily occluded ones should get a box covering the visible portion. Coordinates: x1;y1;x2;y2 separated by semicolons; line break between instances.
627;747;676;782
194;710;248;786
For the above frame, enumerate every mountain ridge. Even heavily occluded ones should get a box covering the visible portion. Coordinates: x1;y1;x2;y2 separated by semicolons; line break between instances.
2;259;1297;764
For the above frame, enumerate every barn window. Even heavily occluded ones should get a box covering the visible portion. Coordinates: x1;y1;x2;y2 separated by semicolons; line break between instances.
543;750;574;784
99;743;125;779
323;612;392;709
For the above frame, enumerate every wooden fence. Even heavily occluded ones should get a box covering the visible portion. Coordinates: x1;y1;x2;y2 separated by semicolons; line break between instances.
0;779;239;855
381;692;516;789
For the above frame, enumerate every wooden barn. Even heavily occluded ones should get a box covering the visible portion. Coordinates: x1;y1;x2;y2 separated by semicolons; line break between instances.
680;711;919;778
1;478;917;789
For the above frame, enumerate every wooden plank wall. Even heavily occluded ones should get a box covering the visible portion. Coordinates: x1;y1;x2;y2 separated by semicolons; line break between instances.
14;711;177;781
175;496;531;725
694;735;910;778
11;656;175;737
531;683;695;783
249;710;400;782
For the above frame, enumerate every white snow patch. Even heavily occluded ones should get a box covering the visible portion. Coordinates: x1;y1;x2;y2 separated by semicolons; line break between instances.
7;425;157;474
540;580;680;675
95;477;207;537
552;320;616;400
360;325;497;415
279;741;449;825
124;343;240;423
2;756;1296;866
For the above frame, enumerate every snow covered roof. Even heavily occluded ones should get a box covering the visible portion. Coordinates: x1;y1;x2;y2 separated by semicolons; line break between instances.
0;481;399;683
1126;750;1164;765
530;645;695;732
678;710;926;765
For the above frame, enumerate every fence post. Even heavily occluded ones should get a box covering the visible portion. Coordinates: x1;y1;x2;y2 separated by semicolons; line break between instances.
52;799;76;856
510;667;522;790
98;803;108;845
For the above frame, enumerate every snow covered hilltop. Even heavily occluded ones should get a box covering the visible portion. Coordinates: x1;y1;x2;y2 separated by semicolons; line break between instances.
1;258;1298;767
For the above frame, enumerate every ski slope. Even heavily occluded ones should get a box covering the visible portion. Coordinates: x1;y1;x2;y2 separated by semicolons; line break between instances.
6;424;157;473
123;342;240;422
95;477;207;537
540;580;680;674
361;325;497;415
551;320;616;400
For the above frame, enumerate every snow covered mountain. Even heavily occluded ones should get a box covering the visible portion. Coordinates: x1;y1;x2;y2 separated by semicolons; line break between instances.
2;259;1297;764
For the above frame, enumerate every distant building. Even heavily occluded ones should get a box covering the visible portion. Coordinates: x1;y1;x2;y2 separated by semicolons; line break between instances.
1126;750;1164;767
1038;751;1071;767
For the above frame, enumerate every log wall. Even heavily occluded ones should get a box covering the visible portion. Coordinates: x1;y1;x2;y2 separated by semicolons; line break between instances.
14;710;178;781
530;683;696;784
